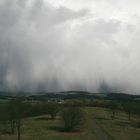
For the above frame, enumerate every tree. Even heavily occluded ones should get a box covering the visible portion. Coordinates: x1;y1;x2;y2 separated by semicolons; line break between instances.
7;99;26;140
137;107;140;127
108;101;118;120
0;104;9;134
7;100;17;134
46;102;60;120
122;102;133;121
61;107;85;132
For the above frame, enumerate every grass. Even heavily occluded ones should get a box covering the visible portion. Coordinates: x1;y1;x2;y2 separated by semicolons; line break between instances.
0;113;97;140
90;107;140;140
0;107;140;140
0;99;9;104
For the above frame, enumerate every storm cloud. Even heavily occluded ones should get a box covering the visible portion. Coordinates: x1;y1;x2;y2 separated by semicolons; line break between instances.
0;0;140;94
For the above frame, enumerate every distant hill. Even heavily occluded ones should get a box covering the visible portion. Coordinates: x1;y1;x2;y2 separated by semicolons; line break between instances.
0;91;11;96
106;93;140;101
0;91;140;101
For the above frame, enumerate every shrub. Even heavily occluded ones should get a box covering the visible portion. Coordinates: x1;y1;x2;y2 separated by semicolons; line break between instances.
61;107;85;132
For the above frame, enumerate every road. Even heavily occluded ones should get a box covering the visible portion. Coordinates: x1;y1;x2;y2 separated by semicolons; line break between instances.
92;119;111;140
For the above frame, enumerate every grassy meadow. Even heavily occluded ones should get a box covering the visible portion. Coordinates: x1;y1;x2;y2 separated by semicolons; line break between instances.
0;107;140;140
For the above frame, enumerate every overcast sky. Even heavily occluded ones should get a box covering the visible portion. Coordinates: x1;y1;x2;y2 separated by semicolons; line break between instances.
0;0;140;94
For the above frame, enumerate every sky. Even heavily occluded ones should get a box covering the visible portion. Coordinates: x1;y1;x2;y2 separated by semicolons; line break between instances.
0;0;140;94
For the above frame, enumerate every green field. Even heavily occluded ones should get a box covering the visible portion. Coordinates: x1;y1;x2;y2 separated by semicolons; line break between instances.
92;107;140;140
0;107;140;140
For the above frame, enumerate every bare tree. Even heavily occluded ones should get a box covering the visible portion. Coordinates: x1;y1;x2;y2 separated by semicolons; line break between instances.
7;99;25;140
122;103;133;121
108;101;118;120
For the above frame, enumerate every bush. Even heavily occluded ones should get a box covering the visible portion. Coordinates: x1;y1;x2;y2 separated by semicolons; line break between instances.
61;107;85;132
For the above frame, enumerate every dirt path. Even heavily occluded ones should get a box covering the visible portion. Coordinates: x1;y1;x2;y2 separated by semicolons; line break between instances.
87;110;111;140
92;119;111;140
